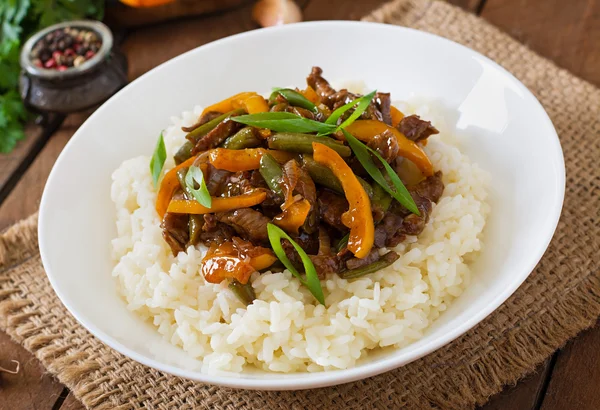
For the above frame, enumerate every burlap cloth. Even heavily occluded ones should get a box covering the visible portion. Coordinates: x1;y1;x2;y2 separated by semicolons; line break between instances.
1;0;599;408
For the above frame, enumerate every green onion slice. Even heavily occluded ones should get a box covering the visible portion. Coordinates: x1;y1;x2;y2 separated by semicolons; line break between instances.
342;129;419;215
150;132;167;188
270;88;318;113
267;223;325;305
184;165;212;208
324;90;377;129
232;112;336;134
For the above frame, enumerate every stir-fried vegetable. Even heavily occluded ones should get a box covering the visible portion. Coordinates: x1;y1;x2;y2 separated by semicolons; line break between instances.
270;88;318;113
267;223;325;305
167;191;267;214
184;166;212;208
268;132;352;157
229;280;256;305
208;148;295;172
259;153;284;197
344;120;433;176
223;127;262;149
155;66;444;293
233;112;336;134
150;132;167;187
312;142;374;259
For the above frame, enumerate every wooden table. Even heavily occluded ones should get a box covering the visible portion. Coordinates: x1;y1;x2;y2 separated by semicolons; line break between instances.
1;1;598;409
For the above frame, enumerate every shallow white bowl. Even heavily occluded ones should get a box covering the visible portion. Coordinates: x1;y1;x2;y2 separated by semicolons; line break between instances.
39;21;564;390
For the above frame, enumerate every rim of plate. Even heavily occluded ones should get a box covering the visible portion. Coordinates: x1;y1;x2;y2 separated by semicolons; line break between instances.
38;20;565;390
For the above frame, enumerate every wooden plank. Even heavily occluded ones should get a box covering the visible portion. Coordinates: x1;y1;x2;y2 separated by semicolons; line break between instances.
0;124;46;204
478;360;552;410
0;332;65;410
481;0;600;87
0;115;84;231
540;320;600;410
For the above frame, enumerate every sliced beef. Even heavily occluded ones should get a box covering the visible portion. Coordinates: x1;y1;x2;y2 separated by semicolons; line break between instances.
318;190;349;231
191;118;239;155
161;212;189;256
376;92;392;125
411;171;444;203
216;208;270;245
397;115;439;143
281;160;319;233
181;111;222;133
399;195;432;236
310;255;341;279
374;212;405;248
205;164;231;196
222;171;255;197
196;214;235;246
307;66;336;105
345;249;380;270
367;129;399;164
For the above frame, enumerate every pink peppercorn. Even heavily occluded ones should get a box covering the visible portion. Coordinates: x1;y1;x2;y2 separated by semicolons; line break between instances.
85;50;95;59
44;59;57;68
52;50;63;60
57;65;68;71
64;48;75;56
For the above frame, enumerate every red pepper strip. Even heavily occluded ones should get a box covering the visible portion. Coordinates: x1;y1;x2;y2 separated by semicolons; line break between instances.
312;142;374;259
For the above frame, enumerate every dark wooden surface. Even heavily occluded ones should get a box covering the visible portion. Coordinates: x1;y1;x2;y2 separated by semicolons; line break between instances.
0;1;598;409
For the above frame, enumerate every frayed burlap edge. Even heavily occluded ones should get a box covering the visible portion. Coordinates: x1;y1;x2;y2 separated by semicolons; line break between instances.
1;0;599;409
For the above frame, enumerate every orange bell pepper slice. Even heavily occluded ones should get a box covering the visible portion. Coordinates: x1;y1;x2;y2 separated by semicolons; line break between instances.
201;92;269;116
167;191;267;214
155;155;198;218
343;120;433;176
208;148;295;172
273;199;311;234
299;86;320;104
390;106;405;127
202;241;276;284
312;142;374;259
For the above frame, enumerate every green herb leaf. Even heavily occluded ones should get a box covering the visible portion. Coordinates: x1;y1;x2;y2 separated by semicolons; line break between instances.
233;112;336;134
267;223;325;305
337;90;377;131
184;165;212;208
325;90;377;127
342;129;420;215
150;132;166;188
270;88;318;113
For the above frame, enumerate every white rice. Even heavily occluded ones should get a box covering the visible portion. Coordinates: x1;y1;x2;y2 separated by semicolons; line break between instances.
110;99;490;374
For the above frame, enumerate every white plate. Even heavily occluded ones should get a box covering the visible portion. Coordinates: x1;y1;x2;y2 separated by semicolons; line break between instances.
39;21;565;390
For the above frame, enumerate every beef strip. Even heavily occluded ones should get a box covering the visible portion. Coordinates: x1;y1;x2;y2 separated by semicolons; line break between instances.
376;92;392;125
191;118;239;155
216;208;271;245
161;212;189;256
397;115;439;143
307;66;336;105
309;227;341;279
399;194;432;235
181;111;222;133
205;164;231;196
345;249;380;270
281;160;319;233
318;190;349;231
222;171;255;197
374;212;405;248
411;171;444;203
367;129;399;164
197;214;235;247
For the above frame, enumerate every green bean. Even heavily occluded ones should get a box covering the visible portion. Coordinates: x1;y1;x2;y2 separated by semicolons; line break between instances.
340;252;400;279
259;153;284;197
269;88;317;112
336;233;350;253
174;108;245;164
228;280;256;305
174;167;202;245
222;127;262;149
268;133;352;157
302;155;373;197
